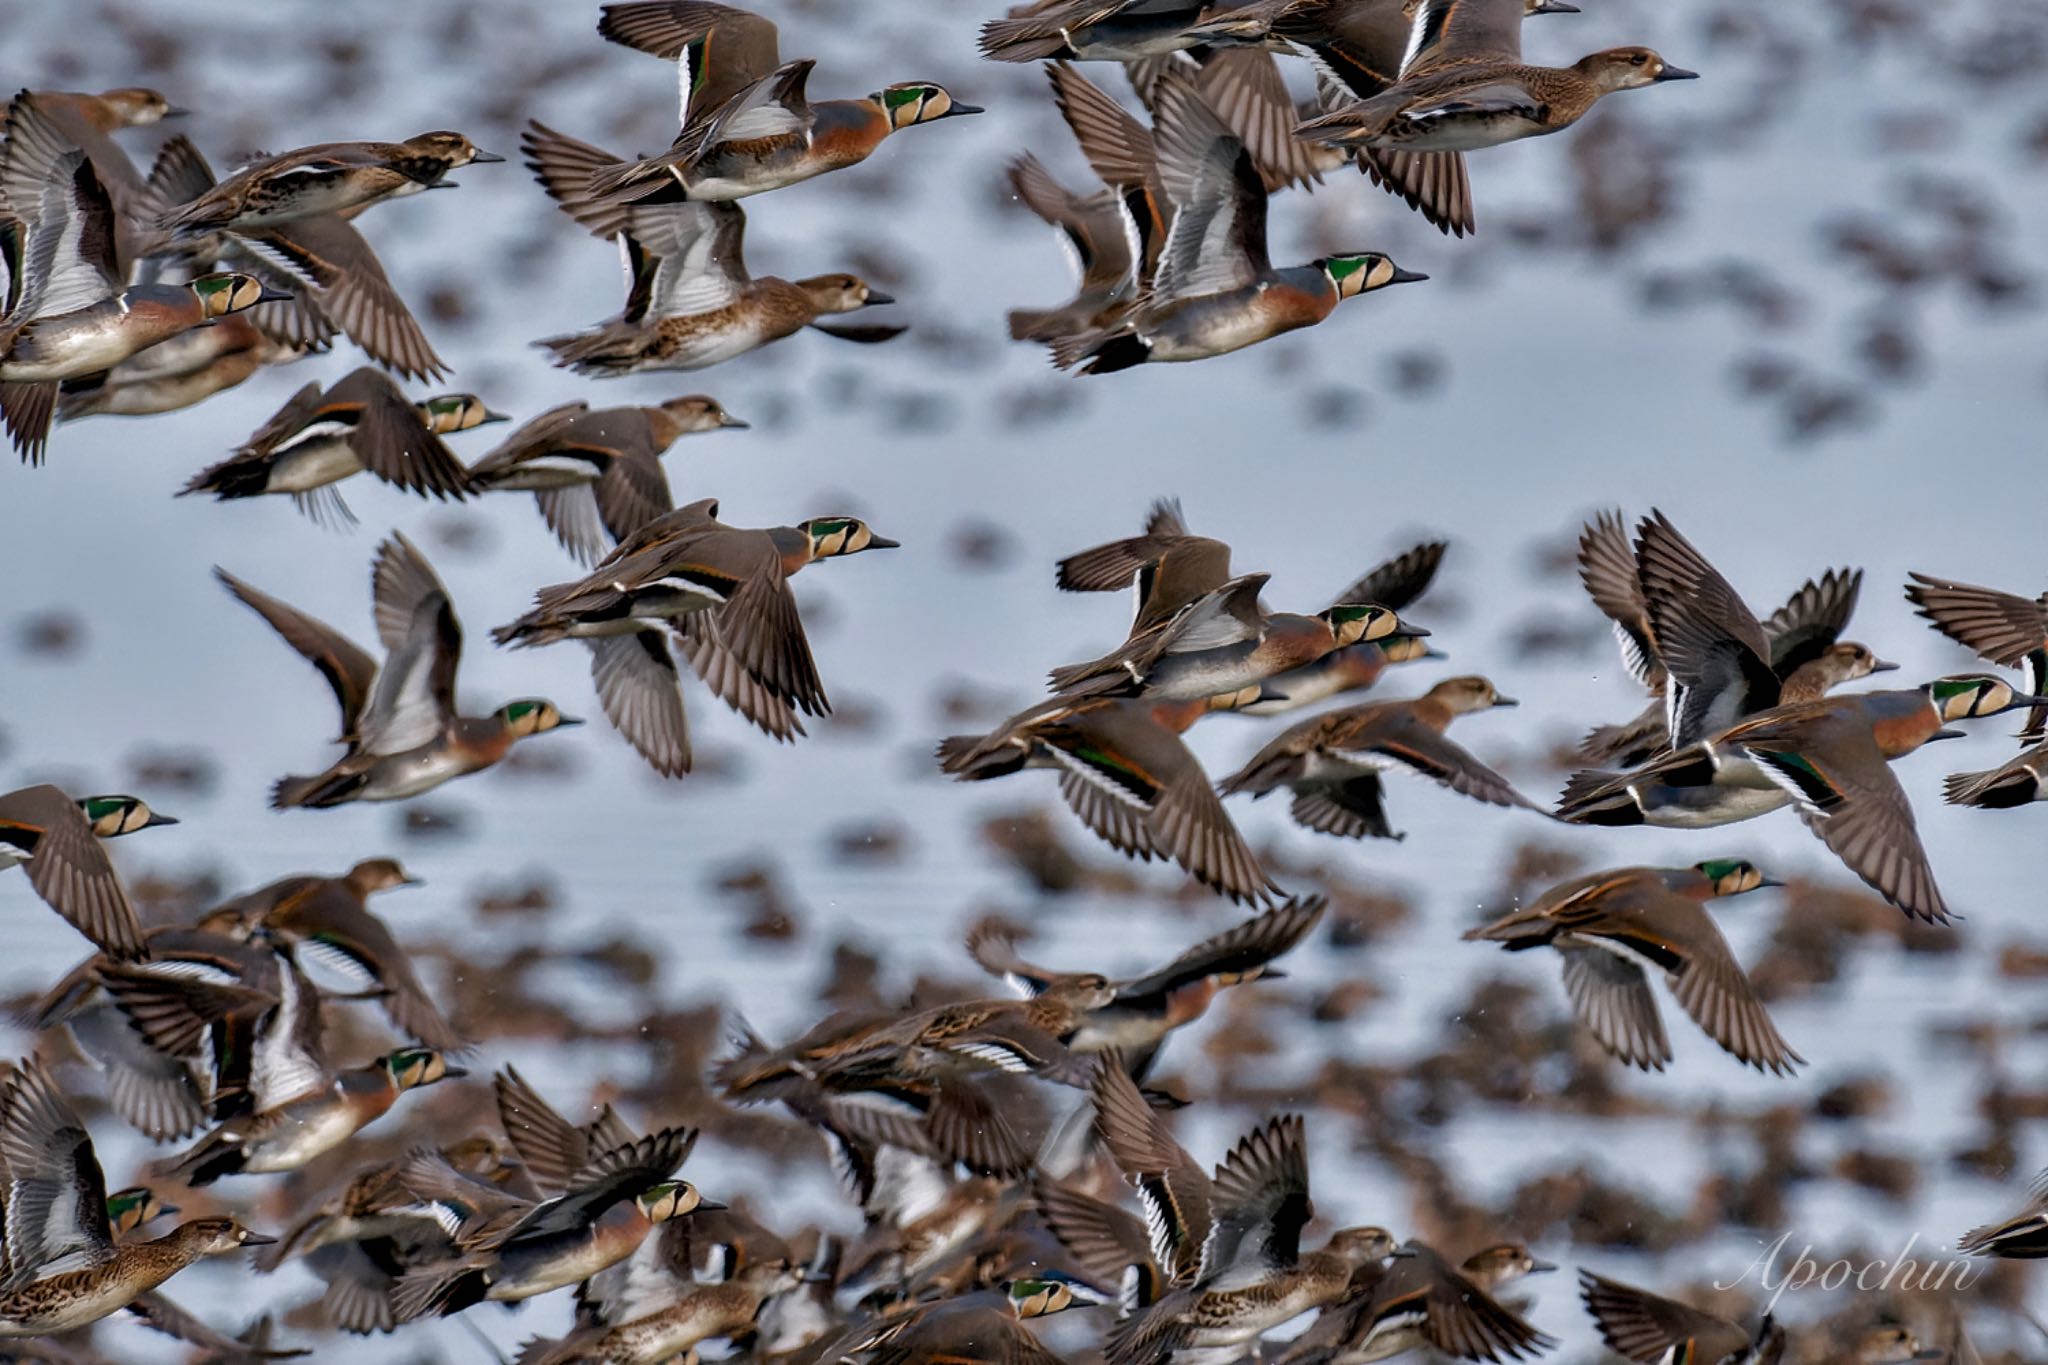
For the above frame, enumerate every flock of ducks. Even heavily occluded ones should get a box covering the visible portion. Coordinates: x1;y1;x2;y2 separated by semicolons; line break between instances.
2;0;2047;1362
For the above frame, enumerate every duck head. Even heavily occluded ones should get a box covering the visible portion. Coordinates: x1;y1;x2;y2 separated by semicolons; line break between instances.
1460;1242;1556;1285
1318;252;1428;301
1575;47;1698;91
402;130;503;165
76;794;177;837
1928;673;2048;721
1321;603;1425;646
175;1215;277;1256
416;393;508;433
796;273;895;315
346;856;421;895
639;1179;720;1223
97;87;185;125
1692;859;1780;898
1324;1226;1402;1267
654;394;750;440
800;517;900;558
874;83;983;129
498;698;581;736
1429;675;1518;713
105;1186;179;1236
383;1047;464;1091
1004;1271;1113;1318
188;273;287;318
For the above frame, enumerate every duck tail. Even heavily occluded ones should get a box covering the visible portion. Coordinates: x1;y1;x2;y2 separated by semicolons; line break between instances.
977;17;1069;61
935;734;1021;780
1076;332;1151;376
270;771;357;810
180;451;272;500
582;154;668;203
2;379;59;465
1944;766;2029;809
1554;768;1641;825
489;615;559;649
1216;755;1291;799
1007;307;1063;342
391;1260;489;1323
535;326;641;376
156;1130;240;1187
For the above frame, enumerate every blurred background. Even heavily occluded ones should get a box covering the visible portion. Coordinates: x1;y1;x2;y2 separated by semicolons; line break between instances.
6;0;2048;1358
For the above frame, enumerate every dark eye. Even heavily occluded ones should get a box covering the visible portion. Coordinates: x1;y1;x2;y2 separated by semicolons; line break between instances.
1631;53;1646;65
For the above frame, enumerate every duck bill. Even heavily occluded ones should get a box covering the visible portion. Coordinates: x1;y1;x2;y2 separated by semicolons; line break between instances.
1868;658;1901;673
162;106;191;118
469;150;507;164
143;811;180;828
1526;1258;1558;1273
865;535;902;549
1492;696;1520;707
1392;622;1432;638
696;1197;729;1211
256;286;298;304
440;1065;471;1080
719;416;752;430
1388;266;1430;285
556;715;586;728
862;291;897;308
941;103;985;118
1530;0;1577;11
482;409;513;425
239;1231;280;1247
1928;728;1968;742
1653;64;1700;81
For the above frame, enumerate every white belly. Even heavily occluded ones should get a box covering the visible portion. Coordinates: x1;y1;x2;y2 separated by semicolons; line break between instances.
481;456;599;490
357;749;476;801
1640;787;1789;829
241;1104;364;1172
265;434;364;491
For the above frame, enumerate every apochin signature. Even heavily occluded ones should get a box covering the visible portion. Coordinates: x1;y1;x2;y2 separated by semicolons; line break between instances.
1716;1232;1985;1313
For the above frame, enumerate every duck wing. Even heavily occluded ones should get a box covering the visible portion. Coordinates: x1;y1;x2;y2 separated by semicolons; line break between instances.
589;631;691;777
1906;571;2048;737
1090;1059;1213;1287
0;786;147;960
1147;71;1266;303
234;215;449;383
1557;943;1670;1072
596;1;784;128
521;121;630;239
0;98;121;319
0;1059;115;1288
215;567;379;744
1116;896;1324;1001
1202;1113;1311;1275
1735;711;1950;924
1635;509;1777;746
1763;566;1861;675
1329;541;1447;613
1403;0;1539;76
359;533;461;755
632;201;748;317
322;368;472;499
1577;510;1661;691
1579;1269;1752;1364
